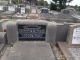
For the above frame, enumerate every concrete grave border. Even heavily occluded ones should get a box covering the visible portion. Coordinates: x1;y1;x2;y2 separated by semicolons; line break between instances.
6;20;57;45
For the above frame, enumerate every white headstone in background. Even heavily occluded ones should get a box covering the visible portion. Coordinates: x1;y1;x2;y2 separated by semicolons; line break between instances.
31;8;37;14
26;5;30;9
0;6;4;10
8;6;15;11
72;27;80;44
21;7;25;14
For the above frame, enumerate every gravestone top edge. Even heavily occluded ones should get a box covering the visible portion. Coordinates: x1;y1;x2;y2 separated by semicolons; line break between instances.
70;24;80;27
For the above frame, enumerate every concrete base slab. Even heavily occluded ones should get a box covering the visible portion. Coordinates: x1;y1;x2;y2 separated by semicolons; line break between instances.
1;41;55;60
58;42;75;60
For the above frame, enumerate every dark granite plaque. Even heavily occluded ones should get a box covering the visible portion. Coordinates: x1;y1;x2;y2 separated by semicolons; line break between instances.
18;25;46;41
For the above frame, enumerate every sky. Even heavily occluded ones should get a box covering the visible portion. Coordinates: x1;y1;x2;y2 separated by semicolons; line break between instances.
44;0;80;6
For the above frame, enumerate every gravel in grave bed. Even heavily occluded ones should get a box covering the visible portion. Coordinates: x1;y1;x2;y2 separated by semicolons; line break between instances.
69;48;80;60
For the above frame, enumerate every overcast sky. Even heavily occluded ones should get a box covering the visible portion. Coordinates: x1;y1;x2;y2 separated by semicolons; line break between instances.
44;0;80;6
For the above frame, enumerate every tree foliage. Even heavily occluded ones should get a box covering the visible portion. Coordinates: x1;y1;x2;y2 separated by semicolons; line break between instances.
12;0;22;4
44;1;48;6
50;0;73;11
37;0;48;6
38;0;44;6
50;2;57;10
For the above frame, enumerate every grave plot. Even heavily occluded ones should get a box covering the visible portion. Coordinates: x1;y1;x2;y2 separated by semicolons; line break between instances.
67;24;80;60
61;8;77;15
0;20;56;60
39;13;54;20
58;24;80;60
48;8;78;23
27;14;39;19
1;42;55;60
0;6;16;19
1;5;16;16
12;13;27;19
6;20;57;45
0;11;14;19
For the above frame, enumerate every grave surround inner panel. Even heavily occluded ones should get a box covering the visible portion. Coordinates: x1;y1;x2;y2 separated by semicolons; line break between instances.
18;24;46;41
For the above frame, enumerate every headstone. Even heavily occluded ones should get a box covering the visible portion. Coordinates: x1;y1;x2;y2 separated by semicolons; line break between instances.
0;5;4;11
65;24;80;60
67;24;80;47
8;6;15;12
31;7;37;14
41;8;49;13
6;20;57;45
20;7;26;14
56;24;80;60
61;7;77;15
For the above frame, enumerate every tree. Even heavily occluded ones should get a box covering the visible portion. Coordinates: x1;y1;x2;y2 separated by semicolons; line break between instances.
26;0;38;5
50;2;57;10
67;0;73;5
50;0;73;10
12;0;22;4
78;6;80;11
38;0;44;6
67;0;73;2
44;1;48;6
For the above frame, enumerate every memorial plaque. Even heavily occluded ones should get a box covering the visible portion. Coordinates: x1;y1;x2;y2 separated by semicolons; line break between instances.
18;24;46;41
67;24;80;47
72;27;80;44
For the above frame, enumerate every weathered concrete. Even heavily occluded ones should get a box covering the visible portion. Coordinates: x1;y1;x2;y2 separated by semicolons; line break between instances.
12;14;27;19
55;23;69;42
0;32;7;56
1;42;55;60
6;20;57;45
58;42;75;60
67;24;80;47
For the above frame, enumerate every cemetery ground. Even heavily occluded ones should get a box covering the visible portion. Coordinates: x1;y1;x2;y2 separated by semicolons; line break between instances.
0;5;80;60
